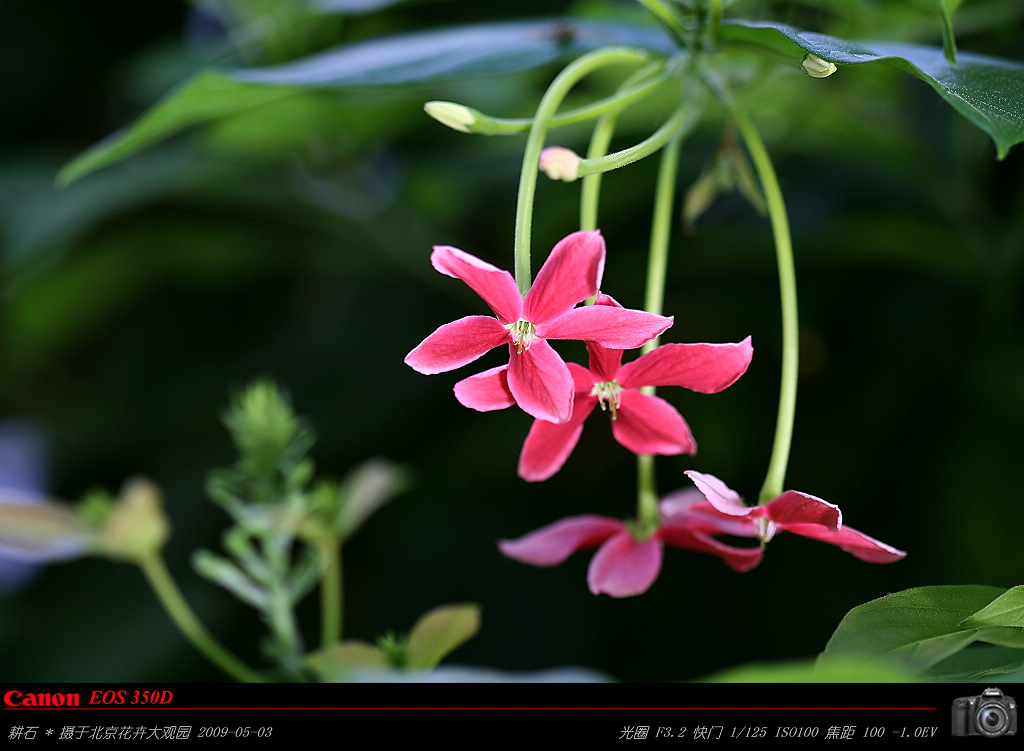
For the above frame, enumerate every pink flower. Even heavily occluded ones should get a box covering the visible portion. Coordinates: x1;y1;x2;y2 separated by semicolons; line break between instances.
685;470;906;563
404;231;672;423
454;295;752;481
498;492;764;598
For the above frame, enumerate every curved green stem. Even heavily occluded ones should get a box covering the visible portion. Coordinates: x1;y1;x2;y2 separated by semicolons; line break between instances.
514;47;649;294
138;553;266;682
709;78;798;505
576;103;698;181
427;69;670;137
637;0;688;44
580;62;667;231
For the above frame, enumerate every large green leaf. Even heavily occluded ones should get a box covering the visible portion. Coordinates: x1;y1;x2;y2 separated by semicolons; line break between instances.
702;656;918;682
58;20;671;185
722;20;1024;159
820;585;1022;675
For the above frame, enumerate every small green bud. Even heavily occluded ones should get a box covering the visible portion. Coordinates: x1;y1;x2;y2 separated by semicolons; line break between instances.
538;146;581;182
424;101;478;133
97;477;170;561
801;53;837;79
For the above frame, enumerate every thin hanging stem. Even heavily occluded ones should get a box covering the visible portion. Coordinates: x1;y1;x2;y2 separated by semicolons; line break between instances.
636;129;685;530
138;553;266;682
576;103;698;181
708;75;799;505
514;47;649;294
580;62;667;232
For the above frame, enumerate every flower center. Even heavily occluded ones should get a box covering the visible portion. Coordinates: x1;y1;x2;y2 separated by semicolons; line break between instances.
507;319;537;354
757;518;777;543
590;380;623;419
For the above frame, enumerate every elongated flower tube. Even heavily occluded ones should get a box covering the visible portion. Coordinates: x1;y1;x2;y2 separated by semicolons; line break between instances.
499;491;764;598
405;231;672;423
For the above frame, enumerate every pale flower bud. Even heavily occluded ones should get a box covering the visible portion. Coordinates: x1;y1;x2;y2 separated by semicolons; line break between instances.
801;53;837;79
538;146;581;182
97;477;170;561
424;101;477;133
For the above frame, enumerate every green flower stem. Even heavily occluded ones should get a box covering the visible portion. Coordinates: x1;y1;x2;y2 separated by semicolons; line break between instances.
575;103;698;182
580;62;668;232
642;128;684;347
429;70;670;137
137;552;266;682
636;129;684;530
637;0;687;42
514;47;649;294
709;0;723;49
319;540;342;647
714;82;799;505
637;454;660;530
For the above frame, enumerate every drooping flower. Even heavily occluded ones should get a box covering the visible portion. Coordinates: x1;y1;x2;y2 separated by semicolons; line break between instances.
498;491;764;598
685;470;906;563
404;231;672;424
455;295;752;481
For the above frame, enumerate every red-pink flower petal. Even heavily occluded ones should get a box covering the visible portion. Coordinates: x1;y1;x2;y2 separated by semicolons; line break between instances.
587;530;663;597
453;366;514;412
763;490;841;532
611;390;696;456
506;340;574;423
659;491;761;538
404;316;511;374
541;305;673;349
779;523;906;563
431;245;523;325
518;395;597;482
585;341;624;383
685;471;751;516
523;231;605;324
655;522;763;573
618;338;753;392
498;515;623;566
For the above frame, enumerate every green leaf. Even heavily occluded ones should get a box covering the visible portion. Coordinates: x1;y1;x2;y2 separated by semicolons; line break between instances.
58;20;672;185
722;20;1024;158
702;656;919;683
405;603;481;670
820;585;1009;673
192;549;268;609
336;458;409;541
927;645;1024;681
960;584;1024;629
306;640;390;680
938;0;963;66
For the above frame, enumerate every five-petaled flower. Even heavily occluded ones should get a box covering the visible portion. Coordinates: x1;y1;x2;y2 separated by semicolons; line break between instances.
454;295;752;480
685;470;906;563
498;491;764;598
404;231;672;424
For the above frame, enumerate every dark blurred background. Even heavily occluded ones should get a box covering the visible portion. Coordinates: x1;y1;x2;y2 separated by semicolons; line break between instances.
1;0;1022;681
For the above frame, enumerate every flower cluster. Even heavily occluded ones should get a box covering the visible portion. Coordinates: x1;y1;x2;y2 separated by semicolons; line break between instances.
406;230;904;597
499;473;905;598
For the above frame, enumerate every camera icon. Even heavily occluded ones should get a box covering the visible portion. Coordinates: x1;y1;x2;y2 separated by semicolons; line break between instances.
952;688;1017;738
